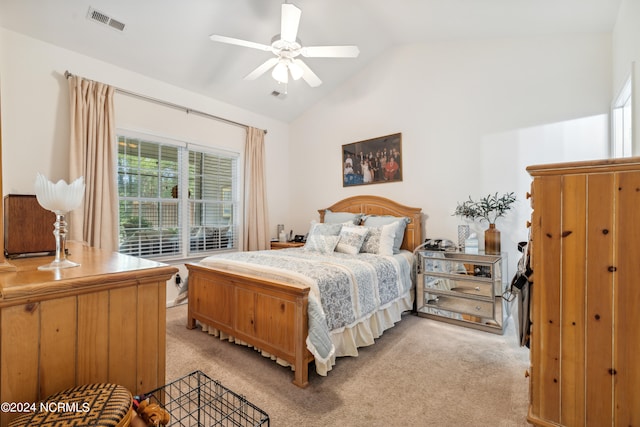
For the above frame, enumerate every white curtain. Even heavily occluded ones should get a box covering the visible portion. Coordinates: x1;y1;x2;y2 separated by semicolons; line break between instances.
68;76;119;252
244;127;270;251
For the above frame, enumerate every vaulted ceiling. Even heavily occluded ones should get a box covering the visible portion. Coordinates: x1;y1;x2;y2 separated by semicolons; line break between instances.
0;0;622;122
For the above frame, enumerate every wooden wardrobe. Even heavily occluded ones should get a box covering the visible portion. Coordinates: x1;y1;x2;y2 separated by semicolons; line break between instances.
527;157;640;426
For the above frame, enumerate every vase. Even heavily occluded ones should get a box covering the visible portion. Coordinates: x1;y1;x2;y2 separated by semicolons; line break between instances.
457;224;470;250
484;223;501;255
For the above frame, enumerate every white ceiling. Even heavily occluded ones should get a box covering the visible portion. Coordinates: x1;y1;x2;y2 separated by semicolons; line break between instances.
0;0;622;123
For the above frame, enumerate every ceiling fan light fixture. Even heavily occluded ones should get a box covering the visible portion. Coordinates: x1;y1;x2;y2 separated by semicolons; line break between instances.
288;62;303;80
272;62;289;84
209;2;358;88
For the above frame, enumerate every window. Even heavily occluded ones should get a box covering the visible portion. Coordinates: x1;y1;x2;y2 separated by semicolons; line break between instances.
612;69;633;158
117;132;239;258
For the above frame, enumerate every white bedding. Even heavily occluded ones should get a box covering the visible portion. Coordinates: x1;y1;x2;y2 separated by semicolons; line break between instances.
197;247;414;376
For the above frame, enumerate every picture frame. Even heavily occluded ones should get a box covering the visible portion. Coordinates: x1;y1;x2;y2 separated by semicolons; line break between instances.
342;133;402;187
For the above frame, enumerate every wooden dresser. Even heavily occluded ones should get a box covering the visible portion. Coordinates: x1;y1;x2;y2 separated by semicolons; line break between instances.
527;157;640;426
0;242;177;426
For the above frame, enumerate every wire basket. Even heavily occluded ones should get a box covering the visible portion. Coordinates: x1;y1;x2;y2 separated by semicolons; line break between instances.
142;371;270;427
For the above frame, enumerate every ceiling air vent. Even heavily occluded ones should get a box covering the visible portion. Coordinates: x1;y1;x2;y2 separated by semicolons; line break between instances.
87;7;126;32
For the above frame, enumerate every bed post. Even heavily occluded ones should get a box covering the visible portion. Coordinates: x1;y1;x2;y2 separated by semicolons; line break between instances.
293;292;310;388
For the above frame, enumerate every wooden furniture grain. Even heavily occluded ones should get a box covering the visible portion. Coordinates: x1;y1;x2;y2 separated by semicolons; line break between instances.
3;195;56;257
0;242;177;427
186;195;422;387
270;241;305;249
527;157;640;427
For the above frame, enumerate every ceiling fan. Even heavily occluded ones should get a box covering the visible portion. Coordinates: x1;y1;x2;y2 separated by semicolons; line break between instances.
209;2;359;88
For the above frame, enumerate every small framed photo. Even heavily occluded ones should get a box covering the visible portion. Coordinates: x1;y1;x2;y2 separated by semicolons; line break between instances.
342;133;402;187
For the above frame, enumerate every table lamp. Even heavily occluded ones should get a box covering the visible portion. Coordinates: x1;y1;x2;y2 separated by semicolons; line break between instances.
34;173;85;270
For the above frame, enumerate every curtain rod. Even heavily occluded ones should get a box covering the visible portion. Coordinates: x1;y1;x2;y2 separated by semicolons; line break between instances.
64;70;266;134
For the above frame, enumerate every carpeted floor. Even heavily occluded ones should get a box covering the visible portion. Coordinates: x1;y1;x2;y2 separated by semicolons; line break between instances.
165;303;531;426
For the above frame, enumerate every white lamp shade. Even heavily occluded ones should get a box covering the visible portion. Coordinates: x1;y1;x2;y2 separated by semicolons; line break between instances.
272;62;289;84
288;62;303;80
34;173;85;213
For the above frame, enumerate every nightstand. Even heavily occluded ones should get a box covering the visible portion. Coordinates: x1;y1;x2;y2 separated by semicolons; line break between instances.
270;241;305;249
415;250;507;334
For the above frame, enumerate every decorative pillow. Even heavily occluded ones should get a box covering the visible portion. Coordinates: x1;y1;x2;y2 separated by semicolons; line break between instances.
324;209;363;225
335;225;369;255
307;220;343;237
360;221;399;256
304;234;340;254
362;215;410;253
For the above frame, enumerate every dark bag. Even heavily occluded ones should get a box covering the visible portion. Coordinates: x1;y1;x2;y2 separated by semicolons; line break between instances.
510;240;532;348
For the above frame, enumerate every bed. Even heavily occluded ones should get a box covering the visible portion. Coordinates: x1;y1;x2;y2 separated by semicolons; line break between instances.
185;195;422;387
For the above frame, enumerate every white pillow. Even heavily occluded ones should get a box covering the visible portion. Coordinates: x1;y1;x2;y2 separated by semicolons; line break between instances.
335;225;369;255
360;221;399;256
362;215;409;253
304;234;340;254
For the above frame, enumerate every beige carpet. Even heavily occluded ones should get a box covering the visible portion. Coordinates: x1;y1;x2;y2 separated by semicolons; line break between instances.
165;303;530;426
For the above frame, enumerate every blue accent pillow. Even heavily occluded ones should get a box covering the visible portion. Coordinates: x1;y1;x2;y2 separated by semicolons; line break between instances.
324;209;363;225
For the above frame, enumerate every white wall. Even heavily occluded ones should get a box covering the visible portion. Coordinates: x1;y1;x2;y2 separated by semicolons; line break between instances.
612;0;640;155
289;34;611;278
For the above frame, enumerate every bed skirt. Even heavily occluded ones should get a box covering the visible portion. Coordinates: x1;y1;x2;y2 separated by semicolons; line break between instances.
198;290;414;377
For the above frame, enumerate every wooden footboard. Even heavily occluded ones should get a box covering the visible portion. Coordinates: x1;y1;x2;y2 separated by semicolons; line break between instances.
185;262;313;387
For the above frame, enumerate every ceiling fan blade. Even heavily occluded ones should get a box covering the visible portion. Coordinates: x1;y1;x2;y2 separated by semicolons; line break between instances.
210;34;272;52
293;59;322;87
244;58;280;80
301;45;360;58
280;3;301;43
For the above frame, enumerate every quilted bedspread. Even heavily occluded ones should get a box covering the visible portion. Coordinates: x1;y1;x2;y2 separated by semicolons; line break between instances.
199;248;413;364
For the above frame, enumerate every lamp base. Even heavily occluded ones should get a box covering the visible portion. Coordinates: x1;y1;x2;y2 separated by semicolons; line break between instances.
38;211;80;270
38;259;81;270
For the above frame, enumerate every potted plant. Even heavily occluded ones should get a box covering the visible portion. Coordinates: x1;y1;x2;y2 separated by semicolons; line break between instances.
454;192;516;254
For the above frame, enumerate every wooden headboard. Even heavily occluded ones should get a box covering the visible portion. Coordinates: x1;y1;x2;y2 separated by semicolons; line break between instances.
318;195;423;251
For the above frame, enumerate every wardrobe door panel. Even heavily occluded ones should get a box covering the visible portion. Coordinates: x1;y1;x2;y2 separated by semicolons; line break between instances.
559;174;587;427
531;175;562;423
614;170;640;426
585;172;615;426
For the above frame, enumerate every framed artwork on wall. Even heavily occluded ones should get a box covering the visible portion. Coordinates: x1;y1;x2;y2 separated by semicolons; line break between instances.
342;133;402;187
